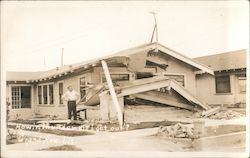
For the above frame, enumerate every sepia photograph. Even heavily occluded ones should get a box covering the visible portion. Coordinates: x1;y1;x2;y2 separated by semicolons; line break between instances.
1;1;249;157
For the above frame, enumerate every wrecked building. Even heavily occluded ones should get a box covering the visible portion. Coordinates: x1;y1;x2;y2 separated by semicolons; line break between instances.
6;43;246;122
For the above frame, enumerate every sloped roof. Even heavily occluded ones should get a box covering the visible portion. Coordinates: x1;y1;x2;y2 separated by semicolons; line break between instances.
7;72;42;81
193;49;247;71
6;42;214;82
74;42;214;75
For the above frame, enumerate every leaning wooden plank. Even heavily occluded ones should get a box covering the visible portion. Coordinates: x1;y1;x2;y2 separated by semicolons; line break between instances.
132;93;194;111
118;76;168;89
201;106;220;117
169;79;210;110
118;79;171;97
83;86;105;106
101;60;123;127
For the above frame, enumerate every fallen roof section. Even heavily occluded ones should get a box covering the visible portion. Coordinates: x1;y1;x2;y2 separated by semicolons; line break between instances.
117;76;210;110
132;92;194;111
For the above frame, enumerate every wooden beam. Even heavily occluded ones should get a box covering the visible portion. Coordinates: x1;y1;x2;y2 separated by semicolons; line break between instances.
84;65;89;69
194;70;205;75
147;56;168;65
118;79;171;97
101;60;123;127
202;106;220;117
169;79;210;110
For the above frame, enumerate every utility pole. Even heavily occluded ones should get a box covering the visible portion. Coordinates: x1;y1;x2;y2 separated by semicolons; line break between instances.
150;12;158;43
61;48;64;67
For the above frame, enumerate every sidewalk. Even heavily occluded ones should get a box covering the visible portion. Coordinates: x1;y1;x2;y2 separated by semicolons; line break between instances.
5;117;247;151
6;127;183;151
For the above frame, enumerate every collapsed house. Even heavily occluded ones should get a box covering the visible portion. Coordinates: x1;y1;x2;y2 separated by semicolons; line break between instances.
6;43;246;123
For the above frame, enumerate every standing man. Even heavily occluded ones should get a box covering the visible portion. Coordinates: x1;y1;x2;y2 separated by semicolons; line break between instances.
62;85;80;120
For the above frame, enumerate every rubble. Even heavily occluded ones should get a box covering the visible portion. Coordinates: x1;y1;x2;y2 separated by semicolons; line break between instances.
157;123;198;139
207;110;243;120
194;109;243;120
201;107;220;117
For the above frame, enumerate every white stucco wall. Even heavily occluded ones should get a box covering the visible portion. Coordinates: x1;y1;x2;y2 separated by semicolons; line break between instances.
196;73;246;105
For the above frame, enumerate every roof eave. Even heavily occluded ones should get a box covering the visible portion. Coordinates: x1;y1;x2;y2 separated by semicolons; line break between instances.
157;44;214;75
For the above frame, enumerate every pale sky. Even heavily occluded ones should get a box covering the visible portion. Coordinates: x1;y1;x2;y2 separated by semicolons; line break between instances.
1;1;249;71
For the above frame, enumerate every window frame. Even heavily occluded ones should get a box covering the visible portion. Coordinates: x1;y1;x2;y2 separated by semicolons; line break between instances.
37;82;54;106
11;86;21;109
238;75;246;93
58;81;64;105
9;84;32;109
79;76;87;102
100;72;130;83
215;75;231;94
161;72;186;88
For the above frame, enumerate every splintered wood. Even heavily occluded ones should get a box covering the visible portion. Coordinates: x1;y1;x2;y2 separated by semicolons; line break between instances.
201;107;220;117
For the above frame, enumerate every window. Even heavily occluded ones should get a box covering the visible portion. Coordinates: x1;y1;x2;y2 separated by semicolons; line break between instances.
215;75;231;93
11;86;31;109
80;77;86;102
164;74;185;86
43;85;48;104
59;82;63;104
11;86;21;109
238;75;246;93
38;83;54;105
38;86;42;104
102;74;129;83
49;84;53;104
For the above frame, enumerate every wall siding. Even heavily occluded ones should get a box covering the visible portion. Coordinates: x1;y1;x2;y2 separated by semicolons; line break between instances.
196;73;246;105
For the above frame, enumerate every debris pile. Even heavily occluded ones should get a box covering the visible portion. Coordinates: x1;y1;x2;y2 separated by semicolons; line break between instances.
158;123;198;139
207;110;243;120
193;108;243;120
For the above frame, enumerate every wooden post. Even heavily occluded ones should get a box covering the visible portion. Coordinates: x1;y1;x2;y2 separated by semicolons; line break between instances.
101;60;123;127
